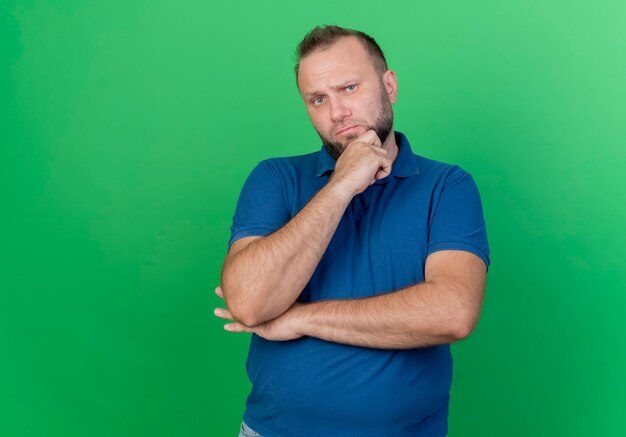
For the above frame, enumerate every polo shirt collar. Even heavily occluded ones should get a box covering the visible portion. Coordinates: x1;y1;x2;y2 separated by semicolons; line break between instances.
315;130;420;178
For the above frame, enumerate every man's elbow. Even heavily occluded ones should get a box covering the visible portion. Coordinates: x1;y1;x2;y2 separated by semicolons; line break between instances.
220;285;263;327
221;277;277;327
449;311;480;341
231;307;263;328
450;322;473;342
221;267;258;326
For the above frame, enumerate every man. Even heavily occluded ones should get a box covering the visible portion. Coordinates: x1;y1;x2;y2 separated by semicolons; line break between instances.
214;25;490;437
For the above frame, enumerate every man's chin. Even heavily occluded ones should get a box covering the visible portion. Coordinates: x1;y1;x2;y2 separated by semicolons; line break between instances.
342;132;359;143
321;140;345;160
320;129;369;159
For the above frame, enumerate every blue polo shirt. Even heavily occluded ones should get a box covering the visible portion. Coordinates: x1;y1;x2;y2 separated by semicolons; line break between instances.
228;131;490;437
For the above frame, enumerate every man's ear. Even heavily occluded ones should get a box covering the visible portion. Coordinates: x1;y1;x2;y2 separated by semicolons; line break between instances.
382;69;398;104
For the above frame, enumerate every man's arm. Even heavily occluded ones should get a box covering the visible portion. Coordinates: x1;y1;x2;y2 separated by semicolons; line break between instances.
215;250;487;349
221;182;352;327
221;131;391;327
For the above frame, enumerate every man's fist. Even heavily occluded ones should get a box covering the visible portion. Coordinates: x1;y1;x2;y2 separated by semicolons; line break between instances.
330;130;393;197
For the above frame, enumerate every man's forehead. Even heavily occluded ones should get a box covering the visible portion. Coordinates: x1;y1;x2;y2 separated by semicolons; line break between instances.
297;37;375;91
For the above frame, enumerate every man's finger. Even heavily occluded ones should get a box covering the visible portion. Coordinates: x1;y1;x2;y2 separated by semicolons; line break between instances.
215;286;224;298
376;157;392;179
370;145;388;156
214;307;234;320
353;129;381;146
224;322;253;333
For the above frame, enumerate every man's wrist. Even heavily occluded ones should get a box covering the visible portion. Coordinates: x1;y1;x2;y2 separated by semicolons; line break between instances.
325;178;355;203
289;302;316;338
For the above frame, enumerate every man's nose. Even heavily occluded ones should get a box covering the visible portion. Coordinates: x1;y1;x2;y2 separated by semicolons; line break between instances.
329;97;351;122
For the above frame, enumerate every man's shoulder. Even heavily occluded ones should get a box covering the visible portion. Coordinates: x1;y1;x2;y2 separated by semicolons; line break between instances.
395;131;472;181
413;153;471;181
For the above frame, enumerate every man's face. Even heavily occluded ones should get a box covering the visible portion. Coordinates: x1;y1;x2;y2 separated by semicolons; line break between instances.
297;36;397;160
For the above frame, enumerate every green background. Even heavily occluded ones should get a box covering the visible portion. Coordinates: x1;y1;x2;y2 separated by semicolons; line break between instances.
2;0;625;435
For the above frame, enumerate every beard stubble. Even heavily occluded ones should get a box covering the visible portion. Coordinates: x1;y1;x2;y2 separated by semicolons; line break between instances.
318;82;394;161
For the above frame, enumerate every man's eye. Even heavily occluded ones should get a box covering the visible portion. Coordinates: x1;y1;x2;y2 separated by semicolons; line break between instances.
346;84;357;92
313;97;324;105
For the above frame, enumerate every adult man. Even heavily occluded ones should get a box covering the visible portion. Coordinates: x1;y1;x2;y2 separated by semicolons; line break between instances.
214;25;490;437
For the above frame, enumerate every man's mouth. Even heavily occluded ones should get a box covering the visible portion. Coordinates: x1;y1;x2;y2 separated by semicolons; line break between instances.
335;125;359;135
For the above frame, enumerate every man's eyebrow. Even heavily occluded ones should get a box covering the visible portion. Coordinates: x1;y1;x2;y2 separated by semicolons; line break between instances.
303;80;359;97
304;90;323;98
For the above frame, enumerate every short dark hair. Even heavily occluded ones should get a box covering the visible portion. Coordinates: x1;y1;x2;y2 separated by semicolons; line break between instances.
294;25;388;81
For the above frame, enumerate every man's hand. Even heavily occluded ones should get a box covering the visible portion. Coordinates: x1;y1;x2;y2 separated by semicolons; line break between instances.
213;286;304;342
330;130;393;197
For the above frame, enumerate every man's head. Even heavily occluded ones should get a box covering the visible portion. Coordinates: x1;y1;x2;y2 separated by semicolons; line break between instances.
295;25;398;160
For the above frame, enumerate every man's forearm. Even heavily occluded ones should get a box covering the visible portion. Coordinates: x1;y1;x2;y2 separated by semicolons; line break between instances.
290;278;482;349
216;251;486;348
221;180;353;326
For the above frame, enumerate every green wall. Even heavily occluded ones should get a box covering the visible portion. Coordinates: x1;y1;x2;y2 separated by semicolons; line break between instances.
2;1;625;435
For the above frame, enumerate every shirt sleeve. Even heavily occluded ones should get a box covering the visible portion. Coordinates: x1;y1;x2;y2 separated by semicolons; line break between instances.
426;166;491;269
228;160;291;249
